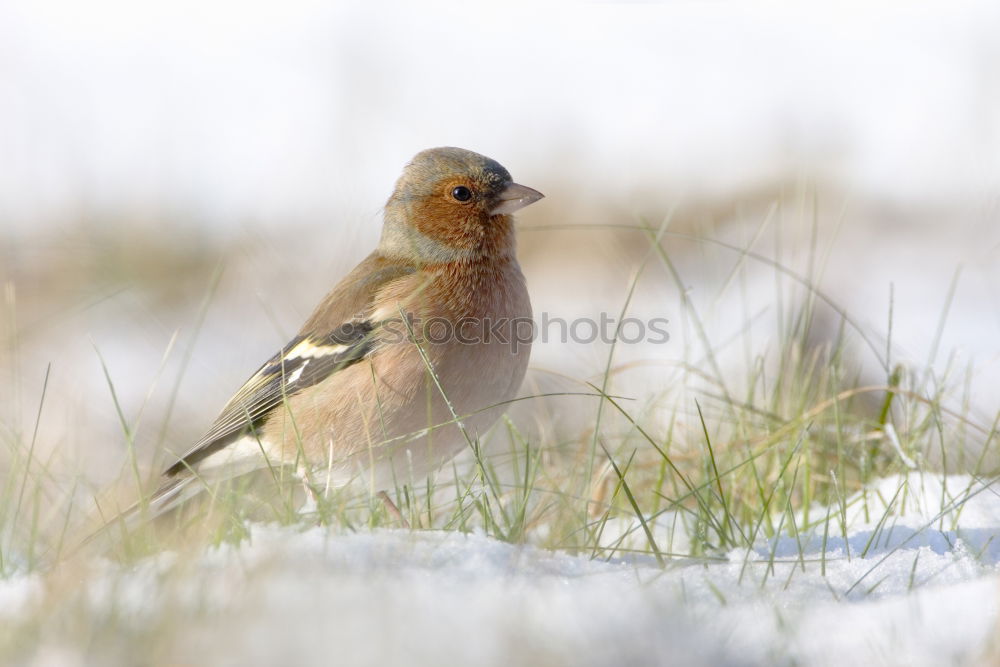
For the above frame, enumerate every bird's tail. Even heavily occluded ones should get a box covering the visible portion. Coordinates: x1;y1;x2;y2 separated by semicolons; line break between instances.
72;474;203;556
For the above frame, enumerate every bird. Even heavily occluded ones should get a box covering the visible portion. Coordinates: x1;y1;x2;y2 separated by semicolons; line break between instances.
96;146;543;534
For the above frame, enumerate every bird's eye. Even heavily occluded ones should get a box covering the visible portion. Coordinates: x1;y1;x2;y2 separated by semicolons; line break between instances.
451;186;473;202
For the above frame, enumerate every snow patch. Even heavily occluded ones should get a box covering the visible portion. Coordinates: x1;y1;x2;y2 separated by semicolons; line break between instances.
2;474;999;665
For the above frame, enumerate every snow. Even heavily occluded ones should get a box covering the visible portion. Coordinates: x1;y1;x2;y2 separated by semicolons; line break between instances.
3;473;999;665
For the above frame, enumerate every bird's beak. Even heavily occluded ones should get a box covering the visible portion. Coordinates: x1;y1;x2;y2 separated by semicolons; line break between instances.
490;183;544;215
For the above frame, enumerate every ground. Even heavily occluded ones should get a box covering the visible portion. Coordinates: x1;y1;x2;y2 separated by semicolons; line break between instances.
2;473;997;666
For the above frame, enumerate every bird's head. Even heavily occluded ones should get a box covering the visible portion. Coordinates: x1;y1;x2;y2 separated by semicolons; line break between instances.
381;147;543;264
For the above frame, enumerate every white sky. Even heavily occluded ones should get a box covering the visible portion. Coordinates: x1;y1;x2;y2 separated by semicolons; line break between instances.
1;1;998;231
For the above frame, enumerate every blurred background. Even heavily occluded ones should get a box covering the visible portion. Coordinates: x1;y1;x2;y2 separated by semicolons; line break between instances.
2;1;1000;488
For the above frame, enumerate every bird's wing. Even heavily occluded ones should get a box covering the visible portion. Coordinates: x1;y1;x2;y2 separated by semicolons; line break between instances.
163;254;416;477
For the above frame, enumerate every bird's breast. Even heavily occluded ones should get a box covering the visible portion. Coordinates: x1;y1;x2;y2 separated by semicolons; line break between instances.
425;257;532;390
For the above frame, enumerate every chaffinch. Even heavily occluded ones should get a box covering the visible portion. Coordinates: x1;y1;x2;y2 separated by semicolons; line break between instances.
123;147;543;521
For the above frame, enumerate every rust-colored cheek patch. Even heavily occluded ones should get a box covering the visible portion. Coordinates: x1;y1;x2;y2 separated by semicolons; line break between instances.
409;195;483;249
